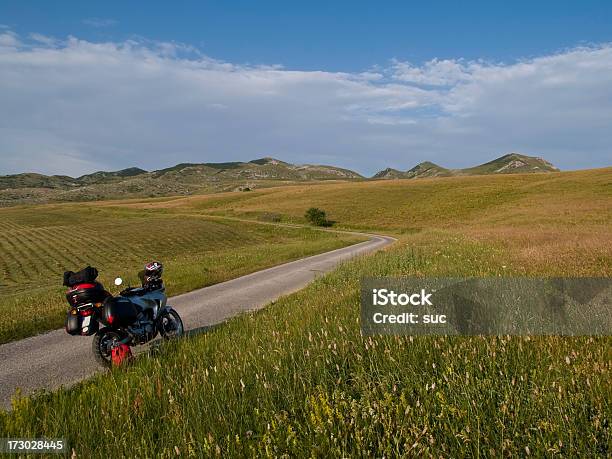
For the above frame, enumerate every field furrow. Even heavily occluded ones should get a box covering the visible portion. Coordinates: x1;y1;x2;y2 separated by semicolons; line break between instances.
21;232;81;277
0;238;20;285
32;227;110;270
0;206;362;343
0;232;44;279
36;227;118;267
0;220;24;232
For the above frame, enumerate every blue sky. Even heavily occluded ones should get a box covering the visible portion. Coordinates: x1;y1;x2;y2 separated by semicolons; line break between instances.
3;1;612;71
0;1;611;175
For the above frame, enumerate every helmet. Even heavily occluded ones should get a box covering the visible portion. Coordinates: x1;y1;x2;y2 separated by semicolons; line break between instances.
141;261;163;290
144;261;163;280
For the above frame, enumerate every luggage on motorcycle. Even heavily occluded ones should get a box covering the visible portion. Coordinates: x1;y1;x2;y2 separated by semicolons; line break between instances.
65;310;99;336
103;297;139;327
65;281;108;306
111;343;133;366
63;266;98;287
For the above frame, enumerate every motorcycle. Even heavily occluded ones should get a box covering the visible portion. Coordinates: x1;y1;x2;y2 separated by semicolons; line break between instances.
63;262;184;367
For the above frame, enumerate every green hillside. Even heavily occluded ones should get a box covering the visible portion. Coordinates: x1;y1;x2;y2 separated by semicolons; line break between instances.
152;157;363;183
373;153;559;179
0;153;564;205
0;157;364;206
0;173;80;189
371;167;407;179
78;167;147;184
139;167;611;274
404;161;451;178
459;153;559;175
1;167;609;456
0;205;363;344
369;161;450;179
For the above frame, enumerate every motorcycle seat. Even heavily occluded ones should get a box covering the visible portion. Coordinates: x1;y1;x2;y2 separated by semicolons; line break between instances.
120;287;148;297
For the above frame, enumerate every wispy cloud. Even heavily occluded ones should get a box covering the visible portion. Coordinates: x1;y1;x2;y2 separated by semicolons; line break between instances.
0;30;610;176
0;30;19;47
82;18;118;28
28;33;58;46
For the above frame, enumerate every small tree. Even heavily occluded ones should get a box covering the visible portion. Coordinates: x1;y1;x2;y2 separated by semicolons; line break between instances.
305;207;329;226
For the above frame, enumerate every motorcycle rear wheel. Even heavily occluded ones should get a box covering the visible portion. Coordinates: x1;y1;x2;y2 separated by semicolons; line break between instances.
93;328;124;368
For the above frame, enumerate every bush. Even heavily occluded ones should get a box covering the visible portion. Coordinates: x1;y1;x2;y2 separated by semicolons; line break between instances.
305;207;331;227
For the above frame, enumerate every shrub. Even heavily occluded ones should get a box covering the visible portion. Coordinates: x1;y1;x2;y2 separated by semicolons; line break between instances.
305;207;331;227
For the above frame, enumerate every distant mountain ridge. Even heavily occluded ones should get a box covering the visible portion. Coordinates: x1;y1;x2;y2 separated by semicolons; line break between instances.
150;157;363;182
0;157;365;205
372;153;559;179
0;157;362;191
78;167;147;184
0;153;560;206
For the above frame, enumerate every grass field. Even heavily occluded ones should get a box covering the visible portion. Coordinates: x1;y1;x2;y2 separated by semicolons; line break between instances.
0;205;364;343
1;169;610;456
1;234;609;457
119;167;612;276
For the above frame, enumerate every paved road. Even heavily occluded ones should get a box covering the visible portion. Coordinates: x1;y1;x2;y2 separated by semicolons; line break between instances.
0;233;395;409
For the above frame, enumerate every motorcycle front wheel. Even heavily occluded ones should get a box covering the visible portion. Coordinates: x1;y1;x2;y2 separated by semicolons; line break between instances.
158;308;184;339
92;328;124;367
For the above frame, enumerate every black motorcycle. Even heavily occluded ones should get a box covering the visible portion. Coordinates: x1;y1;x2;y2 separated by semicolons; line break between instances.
64;262;184;367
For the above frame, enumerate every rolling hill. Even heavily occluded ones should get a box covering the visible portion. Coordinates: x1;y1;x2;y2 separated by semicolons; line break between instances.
1;166;609;456
1;157;362;191
151;157;363;182
0;157;363;205
0;153;560;205
373;153;559;179
77;167;148;184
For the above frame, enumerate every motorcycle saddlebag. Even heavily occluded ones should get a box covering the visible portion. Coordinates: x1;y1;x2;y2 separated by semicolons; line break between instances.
65;310;99;336
103;297;139;327
65;282;108;307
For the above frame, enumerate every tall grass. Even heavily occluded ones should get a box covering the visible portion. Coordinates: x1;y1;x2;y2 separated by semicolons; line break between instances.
0;169;609;456
1;233;608;457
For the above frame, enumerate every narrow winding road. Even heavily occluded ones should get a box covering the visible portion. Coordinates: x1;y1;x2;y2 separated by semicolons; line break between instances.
0;232;395;409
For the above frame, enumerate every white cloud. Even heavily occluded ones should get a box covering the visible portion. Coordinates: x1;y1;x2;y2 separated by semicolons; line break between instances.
0;31;20;48
82;18;118;28
28;33;58;46
391;58;475;86
0;32;610;176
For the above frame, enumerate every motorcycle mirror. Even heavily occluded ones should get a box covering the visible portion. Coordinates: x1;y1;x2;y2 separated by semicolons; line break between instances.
114;277;123;286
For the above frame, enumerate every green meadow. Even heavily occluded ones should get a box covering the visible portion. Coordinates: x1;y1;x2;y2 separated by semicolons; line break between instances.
1;168;610;456
0;205;363;343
